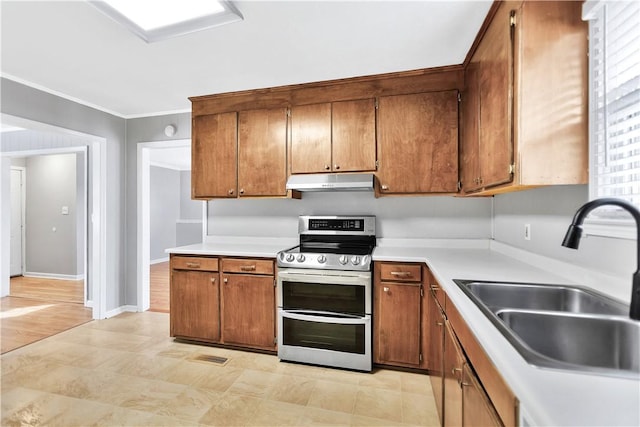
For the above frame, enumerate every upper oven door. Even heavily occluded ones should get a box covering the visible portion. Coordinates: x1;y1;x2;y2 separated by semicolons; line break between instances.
277;268;372;315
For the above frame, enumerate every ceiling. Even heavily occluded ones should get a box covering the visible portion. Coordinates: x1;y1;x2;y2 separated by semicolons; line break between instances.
1;1;493;118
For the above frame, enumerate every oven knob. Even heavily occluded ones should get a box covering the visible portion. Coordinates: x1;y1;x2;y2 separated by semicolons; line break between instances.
351;256;361;265
317;255;327;264
338;255;348;265
297;254;306;262
285;253;295;262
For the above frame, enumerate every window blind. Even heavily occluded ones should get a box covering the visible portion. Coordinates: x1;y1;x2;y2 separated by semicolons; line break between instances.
585;1;640;220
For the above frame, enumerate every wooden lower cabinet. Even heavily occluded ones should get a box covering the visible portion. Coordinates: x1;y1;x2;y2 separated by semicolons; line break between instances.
221;273;276;350
443;321;465;427
427;282;445;421
374;262;427;368
463;364;503;427
170;269;220;342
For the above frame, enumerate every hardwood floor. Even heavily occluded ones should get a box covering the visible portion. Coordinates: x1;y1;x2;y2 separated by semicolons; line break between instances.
9;275;84;304
1;276;92;354
150;261;170;313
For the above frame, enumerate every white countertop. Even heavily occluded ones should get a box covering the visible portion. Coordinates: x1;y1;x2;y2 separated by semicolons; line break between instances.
374;239;639;427
166;236;639;426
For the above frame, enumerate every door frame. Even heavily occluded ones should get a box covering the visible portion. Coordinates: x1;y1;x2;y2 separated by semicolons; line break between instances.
0;114;107;319
137;139;205;312
9;166;26;277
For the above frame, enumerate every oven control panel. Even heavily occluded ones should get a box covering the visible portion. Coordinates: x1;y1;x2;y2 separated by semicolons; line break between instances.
277;250;371;271
299;215;375;235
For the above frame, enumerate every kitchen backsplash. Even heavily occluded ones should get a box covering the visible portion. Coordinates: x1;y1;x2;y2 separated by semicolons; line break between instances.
207;191;492;239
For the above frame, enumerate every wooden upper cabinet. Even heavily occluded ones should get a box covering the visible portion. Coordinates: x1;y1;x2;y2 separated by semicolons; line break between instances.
290;99;376;174
460;0;587;195
290;103;332;174
238;108;288;197
192;112;238;199
332;98;376;172
377;91;459;194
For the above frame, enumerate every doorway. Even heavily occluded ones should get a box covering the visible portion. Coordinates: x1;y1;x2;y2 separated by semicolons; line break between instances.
10;166;24;277
137;140;205;313
0;114;107;320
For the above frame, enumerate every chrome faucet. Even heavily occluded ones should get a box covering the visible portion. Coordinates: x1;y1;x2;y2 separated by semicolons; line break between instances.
562;197;640;320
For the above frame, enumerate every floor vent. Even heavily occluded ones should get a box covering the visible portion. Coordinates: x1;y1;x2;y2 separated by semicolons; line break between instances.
190;354;229;365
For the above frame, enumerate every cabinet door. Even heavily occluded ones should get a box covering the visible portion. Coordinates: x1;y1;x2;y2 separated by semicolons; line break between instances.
428;287;445;422
443;321;464;427
170;270;220;341
476;3;514;189
290;103;332;174
374;282;421;366
221;274;275;349
192;112;238;199
460;62;482;193
332;98;377;172
462;364;503;427
377;91;458;194
238;108;287;197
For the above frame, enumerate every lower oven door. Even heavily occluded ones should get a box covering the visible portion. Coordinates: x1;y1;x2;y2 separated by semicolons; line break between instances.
278;309;372;372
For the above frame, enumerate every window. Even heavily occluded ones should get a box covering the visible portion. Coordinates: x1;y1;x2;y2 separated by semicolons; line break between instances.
583;1;640;237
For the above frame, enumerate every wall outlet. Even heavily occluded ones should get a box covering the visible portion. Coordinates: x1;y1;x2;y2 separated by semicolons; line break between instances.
524;223;531;240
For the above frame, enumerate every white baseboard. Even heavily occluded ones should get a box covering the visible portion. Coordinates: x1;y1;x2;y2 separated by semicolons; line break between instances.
24;272;85;281
105;305;138;318
150;257;169;265
85;300;94;308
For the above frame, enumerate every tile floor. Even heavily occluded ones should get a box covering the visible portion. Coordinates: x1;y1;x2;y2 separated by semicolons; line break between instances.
1;311;440;426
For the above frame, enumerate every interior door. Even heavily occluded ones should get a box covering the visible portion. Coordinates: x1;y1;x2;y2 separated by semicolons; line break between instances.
10;168;23;277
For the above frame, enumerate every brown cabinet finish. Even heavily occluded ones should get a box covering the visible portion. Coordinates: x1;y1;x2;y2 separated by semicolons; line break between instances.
332;98;377;172
463;364;504;427
461;0;587;195
374;281;422;366
377;91;459;194
171;256;219;272
290;103;332;174
427;275;445;422
379;263;422;282
221;258;275;275
170;269;220;342
192;112;238;199
238;108;288;197
221;273;276;350
290;99;377;174
443;320;465;427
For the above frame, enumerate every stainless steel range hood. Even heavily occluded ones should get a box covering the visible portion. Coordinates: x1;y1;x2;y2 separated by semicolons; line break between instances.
286;173;375;192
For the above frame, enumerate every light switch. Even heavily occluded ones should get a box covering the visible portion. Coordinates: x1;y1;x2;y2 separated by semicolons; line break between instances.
61;206;69;215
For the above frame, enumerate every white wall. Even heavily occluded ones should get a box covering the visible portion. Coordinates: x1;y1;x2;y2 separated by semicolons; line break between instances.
493;185;635;287
207;192;493;239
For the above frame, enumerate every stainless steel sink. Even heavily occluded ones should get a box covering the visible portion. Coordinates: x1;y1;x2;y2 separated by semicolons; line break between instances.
496;309;640;375
464;281;628;315
454;279;639;378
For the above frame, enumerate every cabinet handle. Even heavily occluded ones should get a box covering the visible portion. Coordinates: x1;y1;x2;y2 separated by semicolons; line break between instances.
211;277;216;283
223;277;228;283
461;381;471;387
452;368;462;374
334;164;340;170
324;165;330;170
430;284;439;291
381;185;389;191
390;271;411;277
186;262;200;268
228;189;235;195
239;188;244;195
436;321;444;327
240;265;256;271
383;286;390;292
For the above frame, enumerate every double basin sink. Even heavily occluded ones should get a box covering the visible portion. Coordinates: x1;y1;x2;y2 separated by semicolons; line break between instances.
454;280;639;378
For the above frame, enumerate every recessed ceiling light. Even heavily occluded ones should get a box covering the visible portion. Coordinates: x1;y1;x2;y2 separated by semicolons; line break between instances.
89;0;243;43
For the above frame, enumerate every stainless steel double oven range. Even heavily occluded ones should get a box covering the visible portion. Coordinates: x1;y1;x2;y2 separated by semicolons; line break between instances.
276;215;375;372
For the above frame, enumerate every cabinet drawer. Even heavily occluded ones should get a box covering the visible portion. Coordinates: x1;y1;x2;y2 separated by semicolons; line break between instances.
221;258;274;275
379;263;422;282
171;256;219;272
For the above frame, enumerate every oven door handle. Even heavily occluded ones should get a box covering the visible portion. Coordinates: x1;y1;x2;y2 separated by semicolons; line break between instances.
282;310;369;325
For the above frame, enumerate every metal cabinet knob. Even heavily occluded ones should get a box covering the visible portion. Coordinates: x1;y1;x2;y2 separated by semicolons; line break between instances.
223;277;228;283
211;277;216;283
324;165;330;170
381;185;389;191
334;165;340;170
228;189;234;195
239;188;244;195
383;286;390;292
